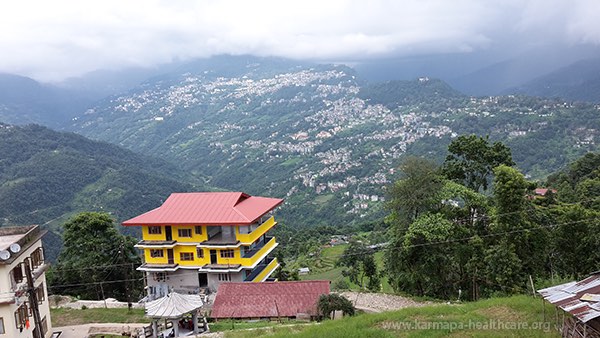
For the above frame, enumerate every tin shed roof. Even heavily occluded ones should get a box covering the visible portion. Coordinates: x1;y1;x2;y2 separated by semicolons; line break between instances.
538;272;600;323
211;281;330;319
123;192;283;226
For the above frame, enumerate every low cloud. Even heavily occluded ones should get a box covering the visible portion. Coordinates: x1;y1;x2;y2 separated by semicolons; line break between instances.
1;0;598;81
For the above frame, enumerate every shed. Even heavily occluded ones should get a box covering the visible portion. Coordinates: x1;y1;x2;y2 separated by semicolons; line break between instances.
538;272;600;337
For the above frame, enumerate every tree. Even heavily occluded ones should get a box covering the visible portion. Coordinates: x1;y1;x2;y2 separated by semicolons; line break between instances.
49;212;142;300
337;241;379;291
387;157;443;231
443;135;514;192
386;213;463;298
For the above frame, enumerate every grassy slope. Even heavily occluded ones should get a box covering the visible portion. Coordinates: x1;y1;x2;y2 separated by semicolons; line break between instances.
225;295;559;338
298;244;394;293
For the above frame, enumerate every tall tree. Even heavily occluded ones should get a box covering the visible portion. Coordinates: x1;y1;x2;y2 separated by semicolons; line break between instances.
387;157;443;231
49;212;142;300
443;135;514;192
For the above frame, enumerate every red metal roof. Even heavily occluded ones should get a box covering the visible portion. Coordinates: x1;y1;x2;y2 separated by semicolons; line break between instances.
122;192;283;226
211;281;330;318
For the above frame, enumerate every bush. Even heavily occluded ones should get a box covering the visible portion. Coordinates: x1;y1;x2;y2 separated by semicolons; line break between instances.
317;294;355;319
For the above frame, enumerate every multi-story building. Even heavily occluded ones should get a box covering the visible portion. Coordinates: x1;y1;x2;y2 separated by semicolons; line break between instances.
123;192;283;298
0;225;52;338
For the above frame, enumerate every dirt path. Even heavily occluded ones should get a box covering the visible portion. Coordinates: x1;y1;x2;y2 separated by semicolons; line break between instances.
339;291;429;313
53;323;148;338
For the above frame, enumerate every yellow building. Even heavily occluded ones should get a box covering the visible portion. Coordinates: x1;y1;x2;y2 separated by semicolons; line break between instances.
123;192;283;296
0;225;52;338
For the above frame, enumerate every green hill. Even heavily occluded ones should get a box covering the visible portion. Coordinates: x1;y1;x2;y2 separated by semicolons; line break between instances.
0;123;208;260
68;56;600;229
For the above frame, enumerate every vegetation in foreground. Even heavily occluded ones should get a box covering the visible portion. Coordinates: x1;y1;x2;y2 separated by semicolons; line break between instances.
224;295;559;338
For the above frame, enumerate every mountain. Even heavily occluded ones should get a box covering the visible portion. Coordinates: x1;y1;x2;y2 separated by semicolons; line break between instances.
506;58;600;103
0;123;207;233
69;55;600;228
448;46;600;96
0;73;95;127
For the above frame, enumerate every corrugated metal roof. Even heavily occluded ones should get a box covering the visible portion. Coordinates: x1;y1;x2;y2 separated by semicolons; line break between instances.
211;281;330;319
122;192;283;226
538;272;600;323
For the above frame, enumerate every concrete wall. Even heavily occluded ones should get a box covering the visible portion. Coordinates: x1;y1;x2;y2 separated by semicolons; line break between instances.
0;240;52;338
207;272;243;292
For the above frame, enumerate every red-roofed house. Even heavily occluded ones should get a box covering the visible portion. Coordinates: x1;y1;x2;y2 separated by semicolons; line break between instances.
211;281;330;320
122;192;284;297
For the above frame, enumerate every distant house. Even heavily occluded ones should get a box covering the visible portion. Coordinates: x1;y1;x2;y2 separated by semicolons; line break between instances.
298;267;310;275
534;188;557;197
0;225;52;338
538;271;600;337
211;281;330;320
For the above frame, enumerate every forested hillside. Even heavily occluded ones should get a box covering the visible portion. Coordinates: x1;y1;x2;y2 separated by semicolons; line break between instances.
69;56;600;228
0;123;207;259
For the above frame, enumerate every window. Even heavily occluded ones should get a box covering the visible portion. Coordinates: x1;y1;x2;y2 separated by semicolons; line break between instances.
41;316;48;336
36;283;45;304
178;228;192;238
0;317;4;334
150;249;164;258
196;248;204;259
195;226;203;235
218;273;231;281
180;252;194;261
14;303;28;329
10;264;24;289
148;226;162;235
220;249;234;258
31;247;44;268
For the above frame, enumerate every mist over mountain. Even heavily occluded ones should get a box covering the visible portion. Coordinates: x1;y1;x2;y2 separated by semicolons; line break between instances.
506;58;600;103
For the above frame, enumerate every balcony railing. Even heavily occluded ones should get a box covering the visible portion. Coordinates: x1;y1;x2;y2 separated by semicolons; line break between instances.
237;216;276;244
240;237;277;267
244;257;278;282
243;236;273;258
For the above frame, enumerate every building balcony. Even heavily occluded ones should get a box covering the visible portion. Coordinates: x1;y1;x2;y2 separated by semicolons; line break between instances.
237;216;276;245
200;232;239;247
242;236;273;258
137;262;179;272
135;240;177;249
240;237;277;267
244;257;279;282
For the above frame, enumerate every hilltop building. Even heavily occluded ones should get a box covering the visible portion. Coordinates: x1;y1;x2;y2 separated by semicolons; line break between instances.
123;192;283;298
0;225;52;338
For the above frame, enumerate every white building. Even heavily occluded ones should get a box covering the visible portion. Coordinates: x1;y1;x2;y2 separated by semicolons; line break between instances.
0;225;52;338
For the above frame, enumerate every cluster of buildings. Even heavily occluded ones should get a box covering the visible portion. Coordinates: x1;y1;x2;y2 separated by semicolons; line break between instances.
0;191;333;338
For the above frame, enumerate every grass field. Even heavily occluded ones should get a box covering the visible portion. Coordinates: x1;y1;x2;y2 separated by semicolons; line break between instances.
224;295;559;338
50;307;149;327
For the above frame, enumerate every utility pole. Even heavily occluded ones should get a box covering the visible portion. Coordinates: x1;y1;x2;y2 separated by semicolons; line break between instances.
24;259;43;338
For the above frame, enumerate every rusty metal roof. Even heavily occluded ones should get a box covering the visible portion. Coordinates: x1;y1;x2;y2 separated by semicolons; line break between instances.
122;192;283;226
538;272;600;323
211;281;330;319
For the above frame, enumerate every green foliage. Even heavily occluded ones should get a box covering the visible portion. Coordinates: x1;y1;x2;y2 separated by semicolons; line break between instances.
317;294;355;318
443;134;514;192
337;241;380;291
386;157;444;230
49;212;143;301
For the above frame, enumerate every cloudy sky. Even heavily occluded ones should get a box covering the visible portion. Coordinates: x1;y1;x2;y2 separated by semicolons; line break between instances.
1;0;599;82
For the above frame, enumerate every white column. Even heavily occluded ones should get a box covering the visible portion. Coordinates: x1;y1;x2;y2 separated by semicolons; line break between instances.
192;311;199;334
172;319;179;337
151;320;158;338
